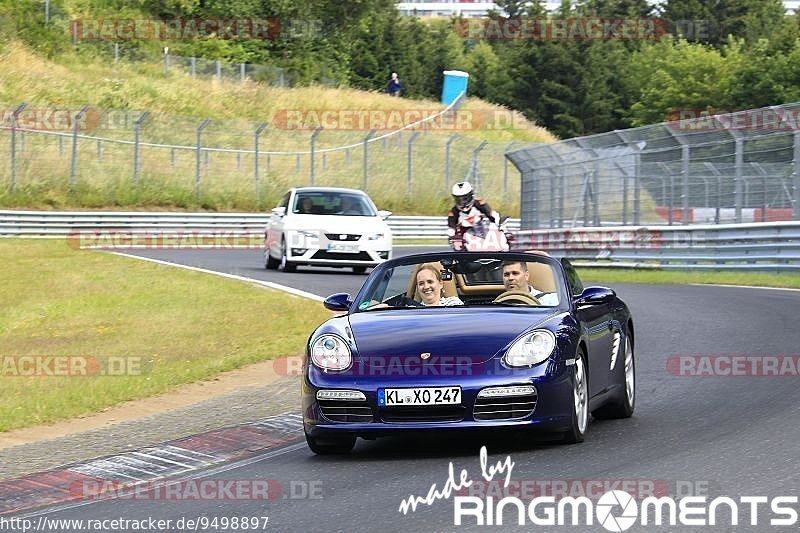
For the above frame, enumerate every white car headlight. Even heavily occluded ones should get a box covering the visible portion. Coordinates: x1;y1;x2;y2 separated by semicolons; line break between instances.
504;330;556;367
297;230;317;238
367;233;384;240
310;334;352;371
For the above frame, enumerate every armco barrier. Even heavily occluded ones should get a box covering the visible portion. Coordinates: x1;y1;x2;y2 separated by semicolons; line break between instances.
3;210;798;270
513;222;800;270
0;210;518;240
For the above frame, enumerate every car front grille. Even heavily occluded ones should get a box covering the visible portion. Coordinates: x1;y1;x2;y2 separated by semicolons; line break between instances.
380;406;465;423
310;251;372;261
473;392;538;421
325;233;361;241
319;400;374;423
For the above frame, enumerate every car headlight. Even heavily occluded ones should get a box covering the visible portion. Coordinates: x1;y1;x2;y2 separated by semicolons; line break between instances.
367;233;384;240
310;334;352;371
504;330;556;367
297;230;317;238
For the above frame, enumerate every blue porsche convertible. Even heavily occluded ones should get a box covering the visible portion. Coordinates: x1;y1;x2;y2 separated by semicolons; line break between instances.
302;251;635;454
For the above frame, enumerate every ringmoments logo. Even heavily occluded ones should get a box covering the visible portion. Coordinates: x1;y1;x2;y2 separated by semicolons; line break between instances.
397;448;799;529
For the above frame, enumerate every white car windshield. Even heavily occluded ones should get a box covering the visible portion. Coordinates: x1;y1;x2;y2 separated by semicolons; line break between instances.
293;193;376;216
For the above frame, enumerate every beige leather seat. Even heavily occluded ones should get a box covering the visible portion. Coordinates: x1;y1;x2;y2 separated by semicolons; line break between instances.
527;262;556;293
524;250;556;293
406;262;459;302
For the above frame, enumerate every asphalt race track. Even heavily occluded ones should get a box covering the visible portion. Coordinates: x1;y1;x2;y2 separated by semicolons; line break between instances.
8;246;800;532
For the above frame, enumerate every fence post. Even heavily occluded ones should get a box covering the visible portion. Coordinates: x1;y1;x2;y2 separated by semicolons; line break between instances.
133;111;150;189
503;141;517;200
407;132;422;200
215;60;221;80
469;140;489;194
549;170;557;229
703;163;723;224
254;122;268;200
164;48;170;75
10;103;27;193
680;142;690;224
794;132;800;220
310;127;323;186
191;57;197;78
240;63;246;82
70;106;90;191
195;119;211;199
445;134;460;191
114;43;119;62
363;129;376;191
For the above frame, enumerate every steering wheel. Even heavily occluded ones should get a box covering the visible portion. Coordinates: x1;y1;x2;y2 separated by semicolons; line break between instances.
493;290;541;306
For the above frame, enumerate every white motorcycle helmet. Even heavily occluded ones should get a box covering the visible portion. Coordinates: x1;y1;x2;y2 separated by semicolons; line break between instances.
452;181;475;212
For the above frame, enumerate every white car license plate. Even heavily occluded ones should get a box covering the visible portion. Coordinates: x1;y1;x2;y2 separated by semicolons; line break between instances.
379;387;461;407
327;243;360;253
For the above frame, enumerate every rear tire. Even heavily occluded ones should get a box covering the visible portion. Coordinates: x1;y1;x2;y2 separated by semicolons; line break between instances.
563;351;588;444
305;433;356;455
592;335;635;419
278;239;297;273
264;247;279;270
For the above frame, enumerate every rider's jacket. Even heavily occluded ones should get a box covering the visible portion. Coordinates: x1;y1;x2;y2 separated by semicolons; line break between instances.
447;199;498;237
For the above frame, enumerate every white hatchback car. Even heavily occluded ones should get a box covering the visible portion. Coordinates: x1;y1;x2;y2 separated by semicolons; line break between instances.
264;187;393;273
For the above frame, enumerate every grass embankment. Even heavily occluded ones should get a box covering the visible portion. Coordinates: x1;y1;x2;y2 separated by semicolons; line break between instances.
0;42;558;215
0;239;330;432
578;268;800;289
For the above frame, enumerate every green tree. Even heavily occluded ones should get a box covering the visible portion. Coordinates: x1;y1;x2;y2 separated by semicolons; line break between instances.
625;37;733;125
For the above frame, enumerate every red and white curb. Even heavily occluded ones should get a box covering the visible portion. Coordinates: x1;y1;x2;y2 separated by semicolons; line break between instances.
0;413;303;515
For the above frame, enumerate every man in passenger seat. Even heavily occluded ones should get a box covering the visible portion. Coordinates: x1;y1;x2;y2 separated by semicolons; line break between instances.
500;261;559;306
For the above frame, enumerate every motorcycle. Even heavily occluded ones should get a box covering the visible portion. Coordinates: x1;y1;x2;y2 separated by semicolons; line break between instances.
451;215;513;251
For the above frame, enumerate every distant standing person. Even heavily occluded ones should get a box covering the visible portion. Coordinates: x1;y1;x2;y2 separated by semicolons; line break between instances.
386;72;402;97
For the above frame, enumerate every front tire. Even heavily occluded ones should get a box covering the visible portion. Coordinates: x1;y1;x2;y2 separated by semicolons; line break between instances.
352;266;367;274
278;238;297;273
305;433;356;455
592;335;635;419
563;351;588;444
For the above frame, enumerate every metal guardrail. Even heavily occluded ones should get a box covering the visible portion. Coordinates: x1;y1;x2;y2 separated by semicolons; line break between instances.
4;210;797;270
0;210;519;240
514;222;800;270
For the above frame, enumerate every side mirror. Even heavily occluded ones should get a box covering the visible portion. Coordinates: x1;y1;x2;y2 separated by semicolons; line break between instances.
574;287;616;307
271;206;286;217
323;292;352;312
378;210;392;220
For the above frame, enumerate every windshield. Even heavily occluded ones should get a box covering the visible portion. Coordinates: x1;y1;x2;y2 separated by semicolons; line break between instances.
293;192;376;216
354;254;563;311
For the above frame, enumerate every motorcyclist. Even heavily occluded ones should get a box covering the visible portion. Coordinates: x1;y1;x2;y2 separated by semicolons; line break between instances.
447;181;502;249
